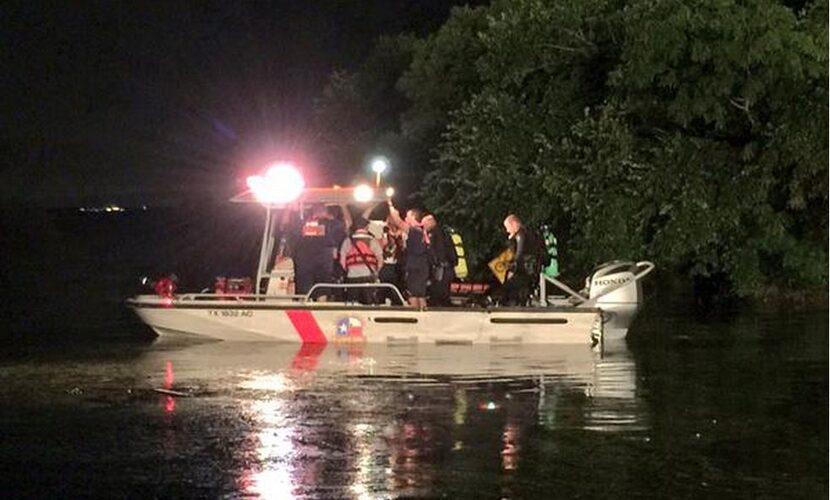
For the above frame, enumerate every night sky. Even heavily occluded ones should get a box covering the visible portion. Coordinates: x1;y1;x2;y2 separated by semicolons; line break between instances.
1;1;468;206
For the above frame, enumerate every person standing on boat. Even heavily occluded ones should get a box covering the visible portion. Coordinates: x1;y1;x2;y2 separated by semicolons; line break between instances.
294;203;343;301
326;204;349;284
422;214;456;307
378;217;404;304
339;217;383;304
387;202;430;309
502;214;540;306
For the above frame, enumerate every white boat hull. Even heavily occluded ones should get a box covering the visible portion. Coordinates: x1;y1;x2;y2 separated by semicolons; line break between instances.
127;295;603;346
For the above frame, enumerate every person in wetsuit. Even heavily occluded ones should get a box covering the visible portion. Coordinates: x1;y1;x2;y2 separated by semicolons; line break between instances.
422;214;456;307
501;214;541;306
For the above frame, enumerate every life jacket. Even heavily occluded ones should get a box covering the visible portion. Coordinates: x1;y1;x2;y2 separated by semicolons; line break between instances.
344;233;379;271
444;226;468;279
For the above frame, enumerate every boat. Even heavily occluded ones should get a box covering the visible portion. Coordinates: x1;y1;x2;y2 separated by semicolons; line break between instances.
127;164;654;347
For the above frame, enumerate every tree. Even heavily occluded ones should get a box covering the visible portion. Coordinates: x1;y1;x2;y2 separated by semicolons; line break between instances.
313;0;828;298
312;34;418;185
421;0;629;268
606;0;828;294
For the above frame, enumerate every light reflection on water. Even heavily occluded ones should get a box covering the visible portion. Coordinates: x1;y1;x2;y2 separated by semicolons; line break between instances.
152;340;645;498
245;399;297;499
0;311;825;499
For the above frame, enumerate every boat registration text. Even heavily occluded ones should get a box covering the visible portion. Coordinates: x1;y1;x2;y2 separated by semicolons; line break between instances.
208;310;255;318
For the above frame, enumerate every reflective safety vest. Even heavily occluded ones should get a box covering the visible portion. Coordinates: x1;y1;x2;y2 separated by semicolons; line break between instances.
445;226;468;280
344;235;379;271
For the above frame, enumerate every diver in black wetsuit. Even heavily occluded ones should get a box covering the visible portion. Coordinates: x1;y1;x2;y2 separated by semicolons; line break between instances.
423;214;456;307
502;214;540;306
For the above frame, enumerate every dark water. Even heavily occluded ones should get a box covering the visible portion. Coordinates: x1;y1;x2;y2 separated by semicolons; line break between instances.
0;208;827;498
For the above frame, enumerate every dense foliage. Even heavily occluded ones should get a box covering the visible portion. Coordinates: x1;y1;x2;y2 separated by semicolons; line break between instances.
313;0;828;297
312;35;419;186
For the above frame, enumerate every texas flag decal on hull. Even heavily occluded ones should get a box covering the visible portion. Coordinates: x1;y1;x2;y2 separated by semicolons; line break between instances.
335;316;365;343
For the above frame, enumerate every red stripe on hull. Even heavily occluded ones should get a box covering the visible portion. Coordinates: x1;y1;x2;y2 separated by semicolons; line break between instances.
285;310;328;344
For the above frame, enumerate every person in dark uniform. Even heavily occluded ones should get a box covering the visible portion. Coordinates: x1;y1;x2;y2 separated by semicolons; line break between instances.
388;201;430;309
293;203;344;300
501;214;541;306
422;214;456;307
379;218;405;304
326;204;348;290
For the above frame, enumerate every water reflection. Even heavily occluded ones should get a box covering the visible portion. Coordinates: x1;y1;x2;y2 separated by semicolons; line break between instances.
584;349;647;432
245;399;298;499
145;340;645;498
501;421;520;471
1;312;823;498
162;360;176;414
348;422;382;500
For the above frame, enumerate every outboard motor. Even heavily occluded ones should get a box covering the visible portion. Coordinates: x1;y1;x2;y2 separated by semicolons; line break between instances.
586;261;651;340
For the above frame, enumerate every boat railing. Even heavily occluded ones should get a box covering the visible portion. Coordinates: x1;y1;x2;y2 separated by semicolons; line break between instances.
305;282;407;305
147;283;407;305
174;293;306;302
538;275;587;306
539;261;655;307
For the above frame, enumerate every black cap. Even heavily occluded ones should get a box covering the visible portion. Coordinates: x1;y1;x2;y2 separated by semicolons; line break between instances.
353;216;369;229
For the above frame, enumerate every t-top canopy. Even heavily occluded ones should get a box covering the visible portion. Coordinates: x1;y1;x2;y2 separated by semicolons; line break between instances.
230;185;389;206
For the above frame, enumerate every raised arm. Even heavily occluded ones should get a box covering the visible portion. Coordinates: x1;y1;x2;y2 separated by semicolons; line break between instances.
339;204;353;232
386;201;407;230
